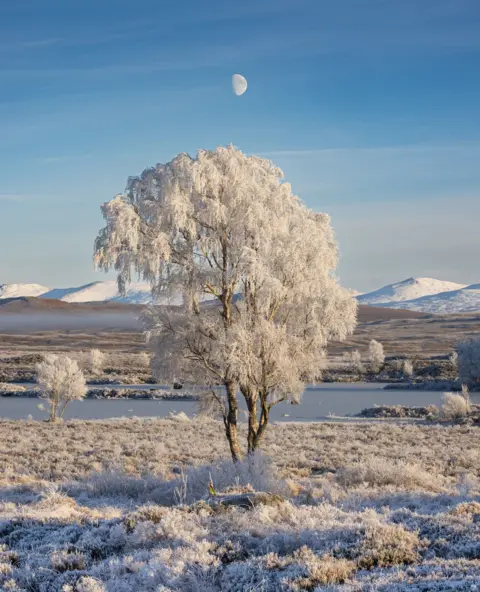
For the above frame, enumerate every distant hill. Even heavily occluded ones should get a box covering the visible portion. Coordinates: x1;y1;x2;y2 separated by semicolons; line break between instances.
356;305;426;322
0;280;155;303
357;277;467;306
40;280;155;303
0;283;50;298
3;275;478;314
0;297;141;314
0;296;427;321
0;280;194;305
379;283;480;314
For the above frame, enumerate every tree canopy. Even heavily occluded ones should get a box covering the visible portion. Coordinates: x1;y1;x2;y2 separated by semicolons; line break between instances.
94;145;357;458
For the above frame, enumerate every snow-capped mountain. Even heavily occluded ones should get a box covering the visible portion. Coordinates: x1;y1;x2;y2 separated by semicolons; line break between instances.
0;280;211;305
2;276;479;313
0;280;156;304
378;283;480;314
0;283;50;298
40;281;153;303
357;277;467;306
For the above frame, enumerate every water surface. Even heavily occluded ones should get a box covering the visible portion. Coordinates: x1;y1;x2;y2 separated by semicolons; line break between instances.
1;383;470;421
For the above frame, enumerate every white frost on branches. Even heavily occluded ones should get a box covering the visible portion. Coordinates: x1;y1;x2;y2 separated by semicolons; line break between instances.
343;350;364;374
94;145;357;457
456;337;480;386
89;348;105;376
368;339;385;372
36;354;87;421
403;359;414;378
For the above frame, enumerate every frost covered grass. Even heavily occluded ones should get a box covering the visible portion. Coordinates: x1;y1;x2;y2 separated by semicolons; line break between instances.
0;419;479;590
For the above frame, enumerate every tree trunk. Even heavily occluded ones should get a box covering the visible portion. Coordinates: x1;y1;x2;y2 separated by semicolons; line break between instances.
249;391;270;454
225;381;242;462
245;389;259;455
50;400;57;422
59;401;69;419
240;387;270;455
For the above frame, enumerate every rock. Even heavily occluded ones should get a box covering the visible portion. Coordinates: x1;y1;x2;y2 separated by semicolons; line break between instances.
207;492;285;510
356;405;438;419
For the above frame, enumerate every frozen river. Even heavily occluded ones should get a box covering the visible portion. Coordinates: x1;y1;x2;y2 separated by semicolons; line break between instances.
0;382;465;421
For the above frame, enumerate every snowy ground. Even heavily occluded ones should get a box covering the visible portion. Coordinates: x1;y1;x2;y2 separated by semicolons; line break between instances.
0;418;479;591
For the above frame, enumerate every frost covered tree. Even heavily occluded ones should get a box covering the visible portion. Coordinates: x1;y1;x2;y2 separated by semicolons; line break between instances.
449;350;458;369
36;354;87;421
368;340;385;372
343;350;364;374
403;359;414;378
139;351;151;370
89;348;105;376
456;337;480;386
94;145;357;460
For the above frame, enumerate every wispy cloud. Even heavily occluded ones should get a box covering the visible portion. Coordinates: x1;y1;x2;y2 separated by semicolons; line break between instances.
11;37;62;50
0;26;152;54
41;154;92;164
254;141;480;214
258;142;480;158
0;194;35;203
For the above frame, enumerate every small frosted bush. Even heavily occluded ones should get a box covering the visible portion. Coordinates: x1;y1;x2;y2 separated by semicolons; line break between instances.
343;350;364;374
392;359;403;372
51;550;87;572
449;350;459;368
138;352;151;370
63;577;106;592
440;392;471;420
76;578;106;592
291;546;355;587
357;523;423;569
337;456;443;491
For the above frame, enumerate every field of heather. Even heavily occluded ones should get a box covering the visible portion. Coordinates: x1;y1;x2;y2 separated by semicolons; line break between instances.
0;418;478;591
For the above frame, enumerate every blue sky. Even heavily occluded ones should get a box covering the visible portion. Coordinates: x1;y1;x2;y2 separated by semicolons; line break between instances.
1;0;479;292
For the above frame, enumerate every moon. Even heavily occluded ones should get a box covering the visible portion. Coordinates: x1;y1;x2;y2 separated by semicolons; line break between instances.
232;74;248;96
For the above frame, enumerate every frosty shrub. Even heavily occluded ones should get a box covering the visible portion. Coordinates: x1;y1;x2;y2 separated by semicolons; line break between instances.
51;550;87;572
89;349;105;376
357;524;423;569
138;352;151;370
291;546;355;587
368;339;385;372
456;337;480;387
392;359;404;372
440;392;471;420
449;350;459;369
451;501;480;516
63;577;106;592
94;145;357;460
343;350;364;374
36;354;87;421
336;456;443;491
403;359;414;378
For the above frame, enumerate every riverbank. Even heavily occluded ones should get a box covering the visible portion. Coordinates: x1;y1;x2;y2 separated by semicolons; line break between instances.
0;383;198;400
